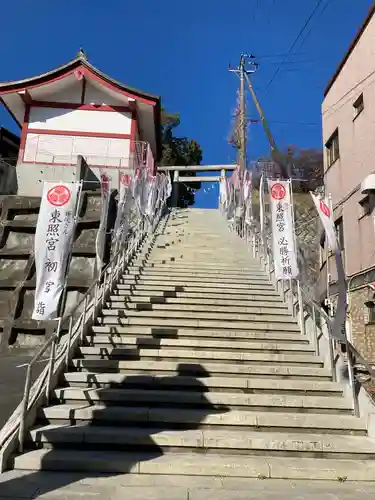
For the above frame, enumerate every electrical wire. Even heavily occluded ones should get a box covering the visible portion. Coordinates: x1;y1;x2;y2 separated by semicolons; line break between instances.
296;0;333;52
265;0;326;90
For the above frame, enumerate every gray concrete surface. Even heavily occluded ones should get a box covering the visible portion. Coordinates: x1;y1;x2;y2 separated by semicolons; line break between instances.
0;350;47;428
1;470;375;499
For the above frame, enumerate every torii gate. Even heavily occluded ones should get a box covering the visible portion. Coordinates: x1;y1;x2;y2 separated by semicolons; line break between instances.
157;164;237;207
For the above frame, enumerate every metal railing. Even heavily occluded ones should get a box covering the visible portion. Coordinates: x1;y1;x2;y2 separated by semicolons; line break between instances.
0;180;168;454
22;136;150;170
221;182;375;418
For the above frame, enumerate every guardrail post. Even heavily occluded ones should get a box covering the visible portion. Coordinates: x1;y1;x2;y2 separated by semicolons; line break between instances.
92;281;99;322
347;344;360;417
297;280;306;335
80;295;88;345
280;280;285;302
18;365;33;453
46;330;58;404
311;305;319;356
65;316;74;368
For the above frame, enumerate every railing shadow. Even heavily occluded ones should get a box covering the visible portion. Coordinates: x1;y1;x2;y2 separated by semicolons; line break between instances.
1;363;229;497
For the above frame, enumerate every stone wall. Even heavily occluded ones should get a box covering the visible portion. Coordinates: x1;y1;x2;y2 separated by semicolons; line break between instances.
349;287;375;362
0;187;116;354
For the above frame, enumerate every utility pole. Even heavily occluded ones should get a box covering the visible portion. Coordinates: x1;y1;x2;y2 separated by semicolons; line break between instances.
243;63;289;179
229;54;256;178
239;55;246;177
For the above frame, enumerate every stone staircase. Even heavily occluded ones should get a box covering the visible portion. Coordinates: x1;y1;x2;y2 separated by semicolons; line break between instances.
7;209;375;482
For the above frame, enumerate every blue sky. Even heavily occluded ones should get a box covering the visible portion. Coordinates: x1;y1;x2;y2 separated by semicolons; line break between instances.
0;0;372;207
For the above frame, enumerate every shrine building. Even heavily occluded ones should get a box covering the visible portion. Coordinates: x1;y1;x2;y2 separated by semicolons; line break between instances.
0;51;161;195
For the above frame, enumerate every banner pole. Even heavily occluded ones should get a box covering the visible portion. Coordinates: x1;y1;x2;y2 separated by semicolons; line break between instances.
57;181;84;321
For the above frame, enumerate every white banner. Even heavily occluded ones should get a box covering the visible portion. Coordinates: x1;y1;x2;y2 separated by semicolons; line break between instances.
268;180;299;280
113;172;132;244
259;174;265;240
146;175;157;218
95;171;111;274
243;170;252;203
219;175;228;207
32;182;80;320
310;193;337;251
310;192;346;342
166;174;172;199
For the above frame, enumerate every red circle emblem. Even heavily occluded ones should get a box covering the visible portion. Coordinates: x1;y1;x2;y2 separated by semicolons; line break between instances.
271;183;286;200
120;174;131;185
47;185;71;206
320;200;330;217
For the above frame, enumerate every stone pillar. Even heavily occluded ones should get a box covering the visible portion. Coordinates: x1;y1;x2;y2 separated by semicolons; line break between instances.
172;170;179;207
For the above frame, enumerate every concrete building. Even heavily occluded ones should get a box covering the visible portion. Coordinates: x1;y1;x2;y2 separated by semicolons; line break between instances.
321;4;375;360
0;51;161;195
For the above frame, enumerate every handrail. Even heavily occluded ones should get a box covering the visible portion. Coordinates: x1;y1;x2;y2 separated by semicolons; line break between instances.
220;185;375;418
0;182;168;454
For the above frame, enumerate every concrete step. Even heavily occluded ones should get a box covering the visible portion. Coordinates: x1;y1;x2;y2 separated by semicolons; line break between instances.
115;293;286;307
72;358;331;380
130;265;265;277
138;261;262;271
120;277;273;289
127;269;268;279
106;301;290;316
77;346;322;367
27;424;374;459
97;315;301;333
101;308;297;324
90;335;313;353
53;387;352;413
63;372;340;396
40;404;365;435
115;285;280;298
12;448;375;480
90;325;307;343
144;258;256;267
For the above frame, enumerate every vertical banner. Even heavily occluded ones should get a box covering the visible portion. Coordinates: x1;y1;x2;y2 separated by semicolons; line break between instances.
32;182;80;320
310;193;337;251
310;192;346;342
113;172;131;243
95;170;111;274
146;175;157;219
268;179;299;280
166;173;172;200
243;170;252;225
219;175;228;210
259;174;265;241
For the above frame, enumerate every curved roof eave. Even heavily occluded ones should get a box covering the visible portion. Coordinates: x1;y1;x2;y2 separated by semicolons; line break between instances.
0;55;162;157
0;55;160;105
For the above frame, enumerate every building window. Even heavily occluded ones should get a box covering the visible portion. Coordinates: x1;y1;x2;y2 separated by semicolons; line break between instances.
325;129;340;167
359;195;371;217
365;300;375;324
353;93;364;119
335;217;344;251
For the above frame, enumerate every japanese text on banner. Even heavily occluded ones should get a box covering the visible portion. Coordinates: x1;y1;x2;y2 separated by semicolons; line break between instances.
32;182;80;320
268;180;299;280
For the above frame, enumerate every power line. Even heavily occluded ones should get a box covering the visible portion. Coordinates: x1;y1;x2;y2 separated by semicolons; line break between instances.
265;0;326;90
250;52;307;59
296;0;333;52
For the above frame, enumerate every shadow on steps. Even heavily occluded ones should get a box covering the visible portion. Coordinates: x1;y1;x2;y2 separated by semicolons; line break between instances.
3;364;229;497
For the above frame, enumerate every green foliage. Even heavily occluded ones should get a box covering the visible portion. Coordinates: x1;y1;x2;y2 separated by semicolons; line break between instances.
160;108;203;208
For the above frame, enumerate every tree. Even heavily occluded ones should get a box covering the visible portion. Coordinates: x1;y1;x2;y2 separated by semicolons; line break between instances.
160;108;203;207
252;147;323;192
